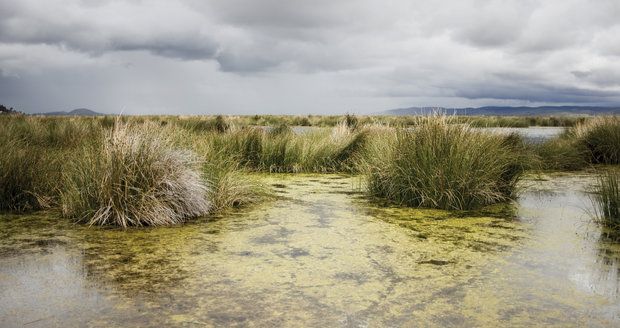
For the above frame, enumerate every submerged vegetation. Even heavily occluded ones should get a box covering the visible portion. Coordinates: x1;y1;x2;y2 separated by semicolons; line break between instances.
0;113;618;226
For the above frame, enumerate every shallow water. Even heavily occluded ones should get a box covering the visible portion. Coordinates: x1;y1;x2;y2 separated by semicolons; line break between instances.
1;173;619;327
291;126;565;143
481;126;565;143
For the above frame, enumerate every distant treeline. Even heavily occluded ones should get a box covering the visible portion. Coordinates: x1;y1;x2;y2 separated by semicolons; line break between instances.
0;104;23;115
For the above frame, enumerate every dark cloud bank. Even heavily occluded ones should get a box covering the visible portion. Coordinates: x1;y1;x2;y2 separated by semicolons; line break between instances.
1;0;619;114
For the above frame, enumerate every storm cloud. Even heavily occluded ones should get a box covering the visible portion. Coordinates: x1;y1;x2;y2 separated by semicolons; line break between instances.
1;0;619;114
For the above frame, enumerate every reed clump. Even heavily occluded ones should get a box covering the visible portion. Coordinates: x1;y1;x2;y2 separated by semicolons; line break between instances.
361;116;526;210
592;170;620;230
535;135;589;171
0;116;99;212
572;116;620;165
61;122;210;227
203;158;264;212
534;116;619;170
197;122;369;173
186;132;265;213
0;136;49;211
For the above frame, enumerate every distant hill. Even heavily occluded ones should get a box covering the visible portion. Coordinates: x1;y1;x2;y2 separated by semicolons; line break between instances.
381;106;620;116
37;108;104;116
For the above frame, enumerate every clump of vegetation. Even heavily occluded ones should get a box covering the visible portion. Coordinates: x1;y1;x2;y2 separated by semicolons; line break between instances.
0;104;23;115
344;113;358;130
269;123;293;136
0;137;48;211
178;115;230;133
591;170;620;231
535;136;588;171
0;116;99;212
61;122;210;227
572;116;620;164
213;115;229;133
291;116;311;126
361;115;526;210
195;122;369;173
203;158;265;212
534;116;620;170
187;132;265;212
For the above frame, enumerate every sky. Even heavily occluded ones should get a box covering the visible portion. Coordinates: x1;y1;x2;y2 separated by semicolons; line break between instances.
1;0;620;115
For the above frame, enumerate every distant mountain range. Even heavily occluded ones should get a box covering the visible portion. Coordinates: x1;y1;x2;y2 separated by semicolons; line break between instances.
36;108;104;116
31;105;620;116
381;106;620;116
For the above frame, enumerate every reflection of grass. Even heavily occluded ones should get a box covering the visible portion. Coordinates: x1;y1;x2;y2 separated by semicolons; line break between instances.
592;170;620;231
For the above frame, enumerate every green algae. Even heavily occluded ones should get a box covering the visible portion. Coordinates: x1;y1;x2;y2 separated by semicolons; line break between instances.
0;173;619;327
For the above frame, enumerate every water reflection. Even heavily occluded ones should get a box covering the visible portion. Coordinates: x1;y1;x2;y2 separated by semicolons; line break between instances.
481;127;565;143
587;239;620;298
290;126;566;144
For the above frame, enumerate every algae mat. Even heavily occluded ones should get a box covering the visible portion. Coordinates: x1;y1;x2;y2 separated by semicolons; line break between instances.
0;173;619;327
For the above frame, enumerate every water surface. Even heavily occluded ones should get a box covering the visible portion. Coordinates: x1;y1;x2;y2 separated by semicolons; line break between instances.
481;126;565;143
0;173;618;327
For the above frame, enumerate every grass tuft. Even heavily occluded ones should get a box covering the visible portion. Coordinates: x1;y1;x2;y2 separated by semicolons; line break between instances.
361;115;526;210
0;116;97;212
573;116;620;164
61;122;210;227
592;169;620;231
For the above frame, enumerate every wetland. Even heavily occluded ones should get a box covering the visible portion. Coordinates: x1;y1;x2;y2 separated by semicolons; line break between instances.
1;173;619;327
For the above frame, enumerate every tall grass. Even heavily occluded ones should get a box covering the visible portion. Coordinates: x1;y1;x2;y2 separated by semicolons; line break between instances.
168;114;584;128
193;122;369;173
535;135;588;171
361;116;527;210
592;170;620;230
534;116;619;170
0;137;47;211
572;116;620;164
4;114;599;226
0;116;101;212
61;122;210;227
186;132;265;212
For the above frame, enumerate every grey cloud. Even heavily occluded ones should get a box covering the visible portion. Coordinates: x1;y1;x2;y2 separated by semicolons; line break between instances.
112;39;218;61
0;1;220;60
1;0;620;114
454;81;619;104
215;52;281;73
448;2;532;48
382;69;620;104
572;69;620;87
201;0;346;29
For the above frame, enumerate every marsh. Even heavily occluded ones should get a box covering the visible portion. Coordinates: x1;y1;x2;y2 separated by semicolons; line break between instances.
1;173;619;326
